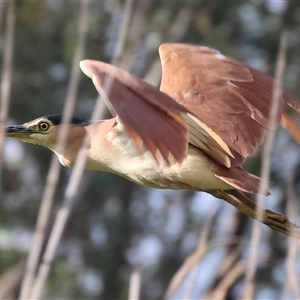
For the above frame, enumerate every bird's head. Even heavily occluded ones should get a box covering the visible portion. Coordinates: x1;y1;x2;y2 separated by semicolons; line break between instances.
6;115;92;167
6;114;90;147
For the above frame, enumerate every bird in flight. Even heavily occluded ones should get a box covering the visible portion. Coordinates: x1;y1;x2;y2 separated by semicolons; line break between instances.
5;43;300;235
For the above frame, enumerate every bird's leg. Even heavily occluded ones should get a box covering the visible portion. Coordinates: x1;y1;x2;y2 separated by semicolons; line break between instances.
227;189;257;211
228;190;293;230
209;189;300;239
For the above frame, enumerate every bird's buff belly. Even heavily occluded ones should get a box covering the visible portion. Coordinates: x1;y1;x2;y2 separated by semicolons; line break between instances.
112;148;232;191
86;134;232;191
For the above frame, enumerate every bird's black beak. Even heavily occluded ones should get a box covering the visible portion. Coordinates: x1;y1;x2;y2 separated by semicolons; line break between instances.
5;125;33;137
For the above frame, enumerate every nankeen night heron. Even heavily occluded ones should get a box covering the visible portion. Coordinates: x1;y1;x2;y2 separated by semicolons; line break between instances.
5;43;300;230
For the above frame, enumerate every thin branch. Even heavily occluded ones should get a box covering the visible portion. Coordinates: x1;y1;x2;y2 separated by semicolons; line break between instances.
0;0;15;179
286;227;300;298
100;0;134;116
29;83;107;300
242;32;288;299
165;205;217;299
0;260;25;299
165;232;253;300
28;0;134;297
19;1;90;299
111;0;133;66
205;260;247;300
284;178;300;299
128;265;143;300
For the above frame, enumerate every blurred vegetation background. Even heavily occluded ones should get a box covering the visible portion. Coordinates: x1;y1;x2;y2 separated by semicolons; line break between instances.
1;0;300;299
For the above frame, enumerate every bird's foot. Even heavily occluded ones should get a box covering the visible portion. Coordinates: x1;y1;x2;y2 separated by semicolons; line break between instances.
263;209;298;234
209;189;300;239
264;209;291;225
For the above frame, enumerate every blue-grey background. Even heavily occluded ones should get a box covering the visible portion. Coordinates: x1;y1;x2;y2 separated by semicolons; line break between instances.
1;1;300;299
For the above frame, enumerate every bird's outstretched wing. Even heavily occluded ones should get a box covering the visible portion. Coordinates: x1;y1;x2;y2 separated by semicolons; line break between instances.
81;44;300;169
80;60;189;165
159;43;300;167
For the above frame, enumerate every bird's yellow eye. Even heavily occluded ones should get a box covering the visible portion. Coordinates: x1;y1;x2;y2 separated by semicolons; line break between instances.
38;121;50;131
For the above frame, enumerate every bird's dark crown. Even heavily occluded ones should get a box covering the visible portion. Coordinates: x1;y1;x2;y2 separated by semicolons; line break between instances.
44;114;90;126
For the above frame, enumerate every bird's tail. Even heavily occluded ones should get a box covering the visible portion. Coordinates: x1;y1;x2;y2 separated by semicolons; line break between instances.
281;111;300;144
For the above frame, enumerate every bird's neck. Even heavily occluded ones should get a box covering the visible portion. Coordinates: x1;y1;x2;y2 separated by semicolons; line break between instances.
84;118;142;174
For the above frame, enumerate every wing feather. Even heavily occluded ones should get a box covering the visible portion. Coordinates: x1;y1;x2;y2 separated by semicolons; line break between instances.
80;44;300;170
80;60;189;165
159;43;300;167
